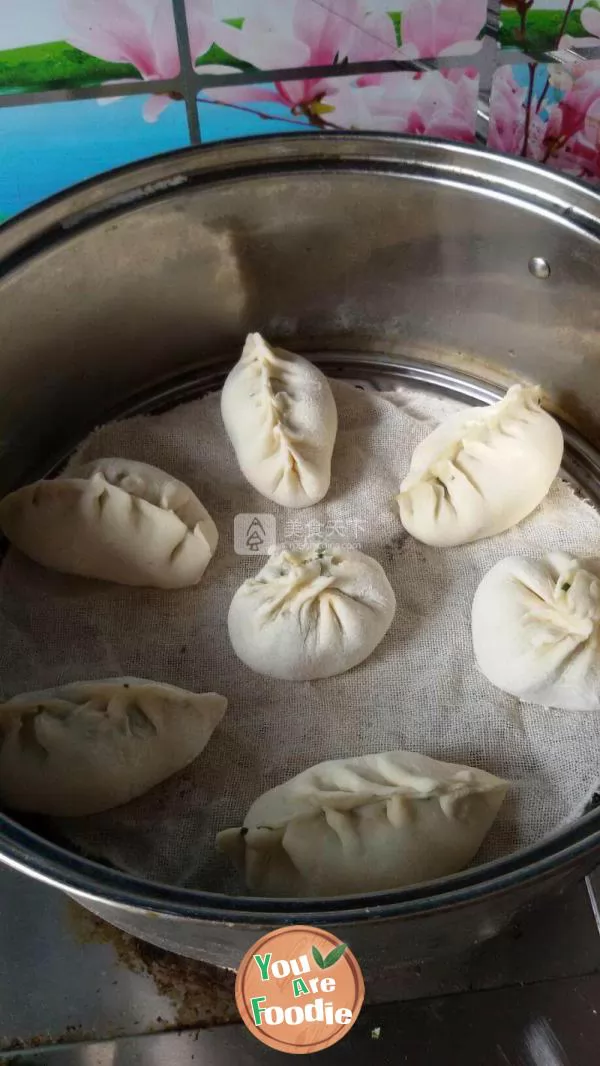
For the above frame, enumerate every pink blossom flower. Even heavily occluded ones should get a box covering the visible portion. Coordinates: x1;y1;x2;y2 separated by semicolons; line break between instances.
203;74;367;131
205;67;478;141
62;0;224;121
357;0;483;91
554;82;600;184
213;0;398;71
554;65;600;142
354;70;478;142
205;0;484;135
580;4;600;40
206;66;480;141
399;0;486;61
202;0;398;129
487;67;547;159
486;66;600;186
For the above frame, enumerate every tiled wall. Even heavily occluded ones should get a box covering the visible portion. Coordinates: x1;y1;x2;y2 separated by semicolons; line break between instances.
1;1;599;222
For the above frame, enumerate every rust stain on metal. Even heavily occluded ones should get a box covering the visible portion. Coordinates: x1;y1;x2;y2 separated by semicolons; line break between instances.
66;901;239;1029
1;1026;100;1056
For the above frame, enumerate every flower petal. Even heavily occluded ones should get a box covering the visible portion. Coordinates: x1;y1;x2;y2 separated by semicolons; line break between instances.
581;5;600;39
584;95;600;146
213;19;310;69
62;0;158;78
142;93;172;122
292;0;359;64
149;0;180;77
401;0;486;57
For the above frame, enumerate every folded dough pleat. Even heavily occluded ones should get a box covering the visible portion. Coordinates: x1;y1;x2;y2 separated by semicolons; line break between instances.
0;458;218;588
217;750;508;897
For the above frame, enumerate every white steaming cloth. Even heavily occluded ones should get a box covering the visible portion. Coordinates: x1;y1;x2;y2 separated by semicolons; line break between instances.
1;380;600;893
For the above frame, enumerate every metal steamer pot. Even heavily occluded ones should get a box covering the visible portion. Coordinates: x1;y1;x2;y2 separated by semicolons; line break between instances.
1;134;600;978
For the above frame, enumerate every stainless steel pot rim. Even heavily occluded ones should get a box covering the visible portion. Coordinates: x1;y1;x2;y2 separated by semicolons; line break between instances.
2;133;600;924
2;132;600;273
1;805;600;923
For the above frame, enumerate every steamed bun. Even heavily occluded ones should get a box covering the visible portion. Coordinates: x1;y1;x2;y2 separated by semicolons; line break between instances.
397;385;563;547
473;552;600;710
221;333;338;507
0;458;218;588
0;678;227;816
227;546;396;680
217;750;508;897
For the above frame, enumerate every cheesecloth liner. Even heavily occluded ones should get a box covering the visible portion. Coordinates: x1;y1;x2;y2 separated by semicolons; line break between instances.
1;379;600;895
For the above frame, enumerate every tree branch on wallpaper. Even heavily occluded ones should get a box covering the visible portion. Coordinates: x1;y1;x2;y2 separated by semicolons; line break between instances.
197;95;344;131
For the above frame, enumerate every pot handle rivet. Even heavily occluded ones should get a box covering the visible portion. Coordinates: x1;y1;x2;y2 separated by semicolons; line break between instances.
528;256;551;279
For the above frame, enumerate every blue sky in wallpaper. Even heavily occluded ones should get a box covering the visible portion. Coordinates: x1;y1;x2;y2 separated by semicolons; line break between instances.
0;91;308;220
0;95;189;220
512;63;562;118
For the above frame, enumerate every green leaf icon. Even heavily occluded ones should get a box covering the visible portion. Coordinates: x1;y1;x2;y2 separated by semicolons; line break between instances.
322;943;348;968
312;945;326;969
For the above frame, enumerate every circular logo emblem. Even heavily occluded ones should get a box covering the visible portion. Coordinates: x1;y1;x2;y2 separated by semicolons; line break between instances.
235;925;364;1055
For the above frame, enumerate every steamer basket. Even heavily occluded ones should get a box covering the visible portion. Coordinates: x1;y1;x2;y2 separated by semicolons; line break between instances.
1;134;600;979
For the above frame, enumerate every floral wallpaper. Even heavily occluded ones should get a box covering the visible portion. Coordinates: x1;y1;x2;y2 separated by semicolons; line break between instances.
489;60;600;182
493;0;600;183
0;0;599;221
199;67;480;140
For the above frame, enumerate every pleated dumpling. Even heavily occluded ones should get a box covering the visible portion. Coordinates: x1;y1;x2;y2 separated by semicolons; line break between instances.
221;333;338;507
0;458;218;588
0;678;227;816
397;385;563;547
227;546;396;680
217;750;508;897
472;552;600;710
